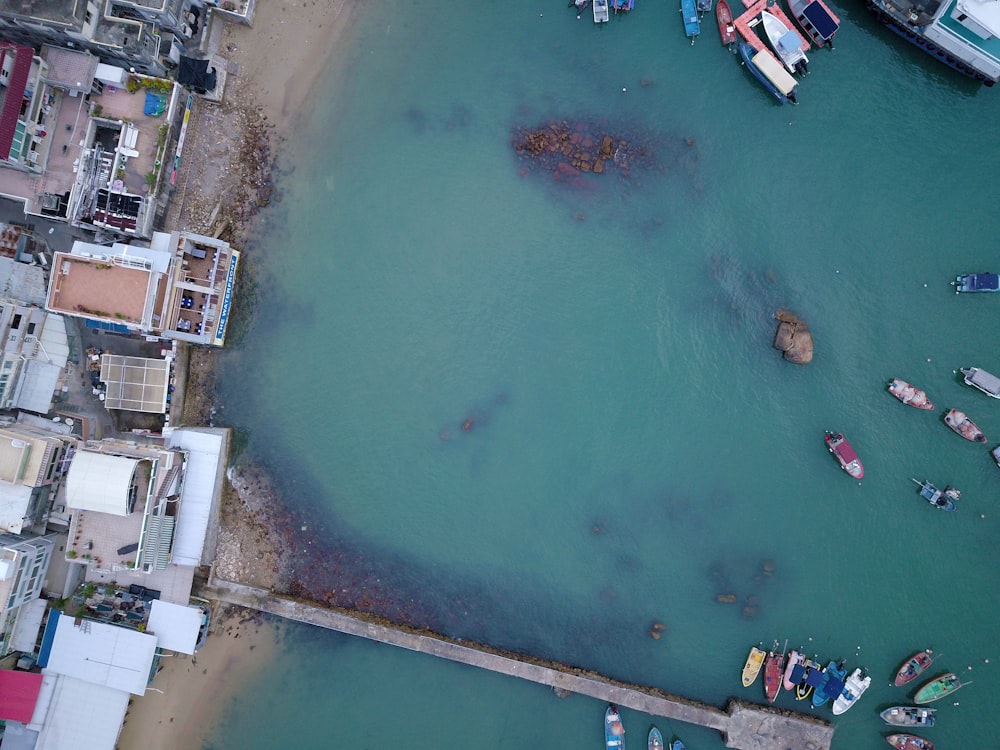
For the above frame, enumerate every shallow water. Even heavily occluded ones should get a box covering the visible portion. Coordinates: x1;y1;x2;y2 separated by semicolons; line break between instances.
210;1;1000;747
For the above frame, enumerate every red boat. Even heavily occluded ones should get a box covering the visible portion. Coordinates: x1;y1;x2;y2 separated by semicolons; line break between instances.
894;650;934;687
886;734;934;750
716;0;737;47
763;649;785;703
825;432;864;479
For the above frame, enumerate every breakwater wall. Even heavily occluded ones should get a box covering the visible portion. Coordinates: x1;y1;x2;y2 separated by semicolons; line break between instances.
198;579;834;750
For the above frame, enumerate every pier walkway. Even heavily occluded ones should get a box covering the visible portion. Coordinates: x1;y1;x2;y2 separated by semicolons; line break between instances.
200;580;834;750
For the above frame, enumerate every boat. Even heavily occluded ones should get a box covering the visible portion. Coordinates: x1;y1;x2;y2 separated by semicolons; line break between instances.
605;704;625;749
960;367;1000;398
738;42;798;104
571;0;593;16
782;649;804;691
880;706;937;728
944;408;986;443
793;658;821;700
787;0;839;48
716;0;737;47
648;727;663;750
697;0;713;16
912;479;960;511
954;273;1000;293
612;0;635;12
831;667;871;714
888;379;934;410
763;648;785;703
894;650;934;687
825;432;864;479
914;672;964;704
760;10;810;75
671;742;686;750
811;660;847;708
992;444;1000;469
742;646;766;687
886;734;935;750
594;0;610;23
681;0;701;43
864;0;1000;87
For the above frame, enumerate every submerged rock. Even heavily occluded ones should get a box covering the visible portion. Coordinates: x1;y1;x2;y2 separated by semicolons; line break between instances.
773;309;814;365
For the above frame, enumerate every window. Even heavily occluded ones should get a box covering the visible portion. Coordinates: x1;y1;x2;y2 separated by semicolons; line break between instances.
26;322;35;335
10;314;21;330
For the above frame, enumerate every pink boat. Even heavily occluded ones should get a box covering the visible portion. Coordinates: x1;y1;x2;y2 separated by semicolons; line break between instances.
894;650;934;687
825;432;864;479
783;649;804;691
888;379;934;410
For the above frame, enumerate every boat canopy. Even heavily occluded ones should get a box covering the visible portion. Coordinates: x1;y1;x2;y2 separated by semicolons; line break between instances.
805;668;825;687
802;1;839;39
751;50;798;94
965;367;1000;395
959;273;1000;291
777;30;802;54
825;676;846;697
790;663;806;683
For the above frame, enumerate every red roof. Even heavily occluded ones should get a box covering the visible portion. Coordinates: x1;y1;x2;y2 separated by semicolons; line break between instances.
0;669;43;723
0;43;35;161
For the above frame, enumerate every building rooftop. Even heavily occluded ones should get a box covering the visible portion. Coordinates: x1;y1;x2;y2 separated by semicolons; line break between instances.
99;354;170;413
1;0;86;26
48;253;153;326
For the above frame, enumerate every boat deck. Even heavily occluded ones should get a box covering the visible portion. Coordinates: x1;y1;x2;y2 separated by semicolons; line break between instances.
736;0;811;52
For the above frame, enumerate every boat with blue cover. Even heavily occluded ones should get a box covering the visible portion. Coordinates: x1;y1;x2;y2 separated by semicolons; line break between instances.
681;0;701;42
761;10;810;74
792;658;821;700
648;727;663;750
612;0;635;12
913;478;960;511
671;741;686;750
811;660;847;708
738;42;798;104
954;273;1000;292
606;704;625;749
788;0;839;47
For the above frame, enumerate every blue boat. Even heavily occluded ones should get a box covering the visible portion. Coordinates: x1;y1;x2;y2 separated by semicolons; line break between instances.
738;42;798;104
648;727;664;750
811;660;847;708
671;741;687;750
612;0;635;11
606;705;625;749
913;478;959;511
681;0;701;43
954;273;1000;293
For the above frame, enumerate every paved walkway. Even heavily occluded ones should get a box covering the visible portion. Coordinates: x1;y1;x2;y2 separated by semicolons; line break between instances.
200;579;834;750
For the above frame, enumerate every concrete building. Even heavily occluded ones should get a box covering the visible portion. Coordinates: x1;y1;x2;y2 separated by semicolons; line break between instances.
0;422;76;536
0;298;71;415
0;532;55;657
0;42;50;173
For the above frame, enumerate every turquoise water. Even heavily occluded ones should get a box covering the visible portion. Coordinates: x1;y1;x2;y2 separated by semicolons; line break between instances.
210;1;1000;748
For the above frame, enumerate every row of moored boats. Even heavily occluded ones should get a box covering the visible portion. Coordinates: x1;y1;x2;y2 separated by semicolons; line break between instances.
742;644;962;750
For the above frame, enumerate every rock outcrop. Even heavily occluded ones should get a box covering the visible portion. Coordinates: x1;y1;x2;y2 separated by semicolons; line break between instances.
773;310;814;365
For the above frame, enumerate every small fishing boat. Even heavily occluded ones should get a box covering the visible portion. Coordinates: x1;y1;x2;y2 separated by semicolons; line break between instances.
742;646;766;687
894;650;934;687
886;734;935;750
888;379;934;410
763;648;785;703
880;706;937;728
716;0;737;47
960;366;1000;398
811;660;847;708
760;10;810;75
953;272;1000;293
648;727;663;750
944;409;987;443
912;479;960;511
605;704;625;749
832;667;871;714
681;0;700;42
992;445;1000;469
594;0;610;22
793;658;821;700
570;0;592;16
914;672;964;704
825;432;864;479
782;650;804;691
612;0;635;11
697;0;713;16
671;741;686;750
787;0;839;48
738;42;798;104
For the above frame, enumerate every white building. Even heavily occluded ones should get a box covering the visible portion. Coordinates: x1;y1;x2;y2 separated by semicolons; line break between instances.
0;532;55;657
0;299;70;414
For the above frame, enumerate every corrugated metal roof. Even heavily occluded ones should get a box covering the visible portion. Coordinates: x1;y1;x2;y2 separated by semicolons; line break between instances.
166;428;225;566
141;513;174;570
0;669;43;722
66;452;138;516
0;44;34;161
31;673;129;750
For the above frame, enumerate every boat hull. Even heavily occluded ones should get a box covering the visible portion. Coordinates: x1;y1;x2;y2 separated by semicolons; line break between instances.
825;432;864;479
738;43;790;104
880;707;936;727
605;705;625;749
760;10;809;74
594;0;610;22
742;646;766;687
886;734;935;750
961;367;1000;398
681;0;701;39
716;0;737;46
649;727;664;750
894;650;933;687
914;672;963;704
888;379;934;410
954;273;1000;292
782;650;804;691
944;409;986;443
811;660;846;708
832;667;870;715
763;650;784;703
788;0;839;47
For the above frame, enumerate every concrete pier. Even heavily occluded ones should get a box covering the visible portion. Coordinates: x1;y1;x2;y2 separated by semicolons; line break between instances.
200;579;834;750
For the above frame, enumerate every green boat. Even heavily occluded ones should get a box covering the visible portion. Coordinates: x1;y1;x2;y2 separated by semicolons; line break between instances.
914;672;964;704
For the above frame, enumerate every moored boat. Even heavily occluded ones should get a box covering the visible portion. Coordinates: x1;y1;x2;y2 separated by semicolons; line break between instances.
788;0;839;48
811;660;846;708
825;432;864;479
716;0;737;47
886;733;935;750
831;667;870;714
760;10;810;75
782;649;804;691
894;650;934;687
880;706;937;728
696;0;713;15
605;704;625;749
954;272;1000;293
681;0;701;43
612;0;635;11
944;409;986;443
912;479;959;511
992;444;1000;469
671;741;686;750
914;672;964;704
742;646;766;687
648;726;663;750
571;0;592;16
793;658;821;700
738;42;798;104
960;366;1000;398
763;648;785;703
888;379;934;410
594;0;610;22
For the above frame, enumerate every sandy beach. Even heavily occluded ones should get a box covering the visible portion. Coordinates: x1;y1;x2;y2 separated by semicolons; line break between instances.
118;3;357;747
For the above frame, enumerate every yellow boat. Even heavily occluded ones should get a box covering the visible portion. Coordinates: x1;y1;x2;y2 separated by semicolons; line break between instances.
742;647;767;687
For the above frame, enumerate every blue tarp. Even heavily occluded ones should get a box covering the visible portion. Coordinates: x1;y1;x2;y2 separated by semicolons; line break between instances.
805;667;825;687
144;92;166;117
803;1;839;40
35;609;61;668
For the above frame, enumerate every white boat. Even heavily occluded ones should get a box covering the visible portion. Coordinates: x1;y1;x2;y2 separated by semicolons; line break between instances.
832;667;871;715
961;367;1000;399
760;10;810;75
594;0;610;22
